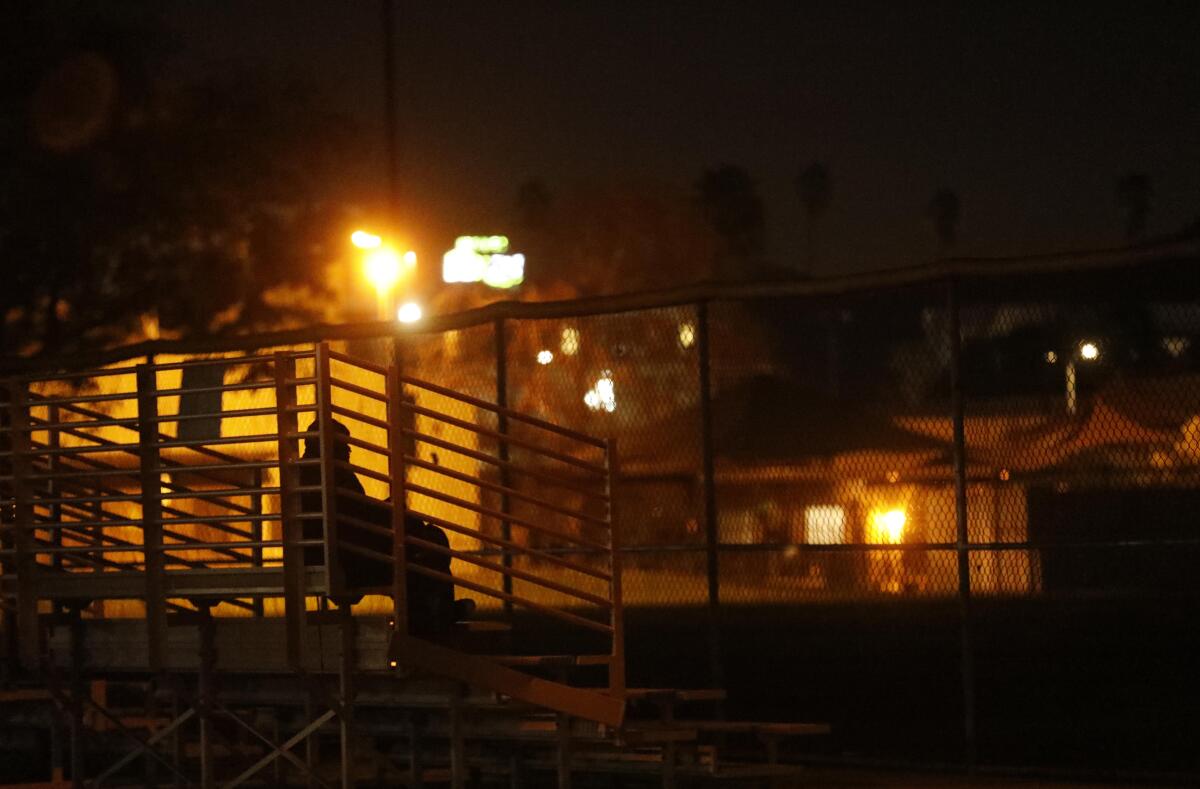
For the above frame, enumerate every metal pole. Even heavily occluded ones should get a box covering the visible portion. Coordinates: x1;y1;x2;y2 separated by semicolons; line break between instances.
696;301;724;695
494;318;514;614
136;362;166;672
947;278;977;767
197;607;216;789
338;604;356;789
381;0;400;231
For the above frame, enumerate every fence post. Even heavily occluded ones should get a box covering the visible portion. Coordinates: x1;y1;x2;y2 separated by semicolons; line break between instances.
697;301;725;695
136;362;166;672
948;278;977;767
386;339;410;639
494;318;514;615
7;382;39;670
314;343;344;600
274;352;305;668
606;438;625;698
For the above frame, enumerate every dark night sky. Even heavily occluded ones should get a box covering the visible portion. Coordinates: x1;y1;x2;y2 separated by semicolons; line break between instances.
165;1;1200;276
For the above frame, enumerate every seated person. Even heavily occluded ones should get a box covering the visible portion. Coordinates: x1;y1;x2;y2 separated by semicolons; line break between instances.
298;418;472;633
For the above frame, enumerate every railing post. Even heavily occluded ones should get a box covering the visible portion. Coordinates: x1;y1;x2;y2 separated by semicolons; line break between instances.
314;343;344;600
136;363;166;672
948;278;977;768
494;317;514;615
386;341;410;638
274;352;306;668
605;438;625;698
250;466;265;618
696;301;724;695
7;382;39;670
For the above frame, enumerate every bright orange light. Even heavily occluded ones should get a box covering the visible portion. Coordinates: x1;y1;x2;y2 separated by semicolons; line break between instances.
397;301;423;323
870;508;906;543
364;247;402;293
351;230;382;249
403;250;417;269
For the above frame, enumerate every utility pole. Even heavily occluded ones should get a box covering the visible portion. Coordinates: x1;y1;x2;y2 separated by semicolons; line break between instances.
382;0;400;226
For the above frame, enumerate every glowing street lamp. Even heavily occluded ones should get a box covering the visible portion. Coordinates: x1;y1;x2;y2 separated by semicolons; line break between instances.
397;301;423;324
1065;340;1100;415
351;230;415;320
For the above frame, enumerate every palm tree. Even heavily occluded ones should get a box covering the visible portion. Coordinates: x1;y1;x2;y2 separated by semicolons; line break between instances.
795;162;832;273
696;165;766;279
1115;173;1151;243
927;188;960;254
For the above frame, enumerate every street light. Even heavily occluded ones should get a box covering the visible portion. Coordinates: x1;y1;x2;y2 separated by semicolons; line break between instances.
351;230;415;320
1065;340;1100;415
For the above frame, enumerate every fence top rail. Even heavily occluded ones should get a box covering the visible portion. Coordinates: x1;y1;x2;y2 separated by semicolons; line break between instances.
4;237;1196;376
398;373;608;450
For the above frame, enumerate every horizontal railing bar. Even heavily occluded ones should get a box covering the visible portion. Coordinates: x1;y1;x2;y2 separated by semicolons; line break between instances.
410;509;611;582
339;433;390;457
20;391;136;407
406;563;614;635
329;405;389;431
154;380;275;397
328;376;388;403
2;442;140;459
404;430;608;502
1;467;136;481
31;544;146;555
403;455;609;529
405;482;610;552
159;461;280;475
402;402;607;475
154;434;280;450
399;374;608;449
161;540;281;552
406;534;612;609
149;352;311;372
19;365;142;382
27;518;142;529
158;514;279;526
159;487;281;502
147;406;281;424
32;492;142;507
23;416;140;431
333;459;391;485
324;348;388;376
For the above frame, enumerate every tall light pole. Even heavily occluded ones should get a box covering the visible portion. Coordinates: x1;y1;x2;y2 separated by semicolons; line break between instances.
382;0;399;227
1065;340;1100;415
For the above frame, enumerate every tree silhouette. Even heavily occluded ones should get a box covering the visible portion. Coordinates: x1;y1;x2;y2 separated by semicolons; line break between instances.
696;165;766;277
0;4;357;359
927;189;961;254
795;162;832;272
1115;172;1152;243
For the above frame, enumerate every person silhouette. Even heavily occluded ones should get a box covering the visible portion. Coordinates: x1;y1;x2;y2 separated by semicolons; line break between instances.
296;417;471;632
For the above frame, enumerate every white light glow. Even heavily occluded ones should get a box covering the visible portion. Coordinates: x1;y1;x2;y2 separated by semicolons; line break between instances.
1079;341;1100;361
396;301;423;323
561;327;580;356
482;253;525;289
351;230;382;249
584;371;616;413
678;321;696;349
804;505;846;545
536;349;553;365
364;247;402;293
871;509;906;543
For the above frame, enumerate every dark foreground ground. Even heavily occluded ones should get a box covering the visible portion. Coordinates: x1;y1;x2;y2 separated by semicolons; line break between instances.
526;595;1200;781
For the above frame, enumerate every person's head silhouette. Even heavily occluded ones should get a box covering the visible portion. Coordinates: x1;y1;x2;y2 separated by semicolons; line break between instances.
303;417;351;461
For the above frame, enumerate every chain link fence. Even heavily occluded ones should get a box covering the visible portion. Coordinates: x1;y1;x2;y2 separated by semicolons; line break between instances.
6;245;1199;777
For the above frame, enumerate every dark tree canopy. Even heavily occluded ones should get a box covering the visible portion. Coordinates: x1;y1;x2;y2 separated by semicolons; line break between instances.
696;165;766;275
0;3;358;359
927;188;961;252
1115;172;1151;243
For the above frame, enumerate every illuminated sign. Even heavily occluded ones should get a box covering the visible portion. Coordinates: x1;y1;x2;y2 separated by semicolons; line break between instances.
442;236;525;288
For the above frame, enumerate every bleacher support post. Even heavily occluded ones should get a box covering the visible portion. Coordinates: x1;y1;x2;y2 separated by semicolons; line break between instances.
273;352;306;668
314;343;345;599
136;362;166;672
606;438;625;699
6;382;39;670
385;346;409;639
